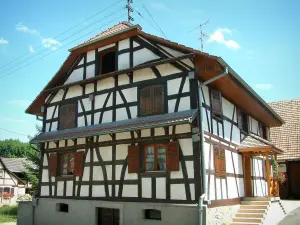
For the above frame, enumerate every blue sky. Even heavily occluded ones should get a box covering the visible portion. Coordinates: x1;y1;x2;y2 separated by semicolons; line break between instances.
0;0;298;142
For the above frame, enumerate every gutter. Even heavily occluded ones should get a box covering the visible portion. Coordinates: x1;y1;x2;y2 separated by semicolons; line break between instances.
68;25;140;52
198;67;229;225
216;57;284;125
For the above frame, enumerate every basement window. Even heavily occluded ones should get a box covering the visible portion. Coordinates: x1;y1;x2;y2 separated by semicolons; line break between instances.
144;209;162;220
56;203;69;213
100;51;116;74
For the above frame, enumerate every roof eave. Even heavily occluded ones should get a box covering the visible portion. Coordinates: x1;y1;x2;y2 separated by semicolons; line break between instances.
68;25;140;52
216;57;285;127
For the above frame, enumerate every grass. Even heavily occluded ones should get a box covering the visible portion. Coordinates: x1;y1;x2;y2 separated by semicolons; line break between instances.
0;205;18;223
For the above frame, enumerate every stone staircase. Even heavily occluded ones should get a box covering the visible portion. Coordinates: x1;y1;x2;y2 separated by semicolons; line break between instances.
231;197;271;225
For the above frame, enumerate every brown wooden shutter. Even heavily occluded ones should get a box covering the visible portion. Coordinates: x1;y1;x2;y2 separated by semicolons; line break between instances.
214;146;226;177
140;87;152;116
237;109;243;129
127;145;140;173
152;85;164;114
49;153;57;177
74;151;84;176
59;104;76;130
211;89;222;116
166;142;179;171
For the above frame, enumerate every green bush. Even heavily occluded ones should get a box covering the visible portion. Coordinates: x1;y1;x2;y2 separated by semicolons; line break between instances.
0;205;18;215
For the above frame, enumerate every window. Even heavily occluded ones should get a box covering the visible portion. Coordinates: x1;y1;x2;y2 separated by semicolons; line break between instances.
100;51;116;74
57;203;69;213
98;207;119;225
127;142;179;173
144;209;162;220
49;151;84;178
259;123;269;140
140;85;164;116
214;145;226;177
59;103;76;130
237;109;249;133
144;145;167;172
211;89;222;118
59;153;75;176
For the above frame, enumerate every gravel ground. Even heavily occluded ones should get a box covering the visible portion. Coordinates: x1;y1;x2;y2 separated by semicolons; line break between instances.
207;205;240;225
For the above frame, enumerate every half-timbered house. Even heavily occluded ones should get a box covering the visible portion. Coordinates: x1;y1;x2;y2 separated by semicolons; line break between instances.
26;22;284;225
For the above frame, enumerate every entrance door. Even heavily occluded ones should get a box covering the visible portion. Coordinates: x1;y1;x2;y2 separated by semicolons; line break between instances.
98;208;120;225
288;162;300;199
243;155;252;197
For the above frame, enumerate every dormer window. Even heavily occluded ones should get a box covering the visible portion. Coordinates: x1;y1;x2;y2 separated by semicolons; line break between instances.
100;50;116;74
211;89;222;118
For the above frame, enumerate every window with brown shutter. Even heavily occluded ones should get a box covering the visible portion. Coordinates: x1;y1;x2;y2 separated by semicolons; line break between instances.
58;152;75;176
237;108;249;133
74;151;84;176
128;145;140;173
214;145;226;177
211;89;222;118
49;153;57;177
140;85;165;116
59;103;76;130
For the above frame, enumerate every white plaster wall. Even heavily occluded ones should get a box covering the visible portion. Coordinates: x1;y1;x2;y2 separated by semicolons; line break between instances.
80;185;89;197
156;64;181;77
133;48;160;66
65;68;83;84
118;53;129;70
50;89;64;103
116;144;129;160
41;186;49;196
202;106;211;132
142;178;152;198
99;146;112;161
86;64;95;79
156;178;166;199
42;169;49;182
175;124;190;134
179;138;193;156
116;107;128;121
118;39;130;51
116;132;131;140
85;83;94;94
122;185;138;197
57;181;64;196
65;86;82;99
98;43;115;52
97;77;114;91
93;166;104;181
92;185;105;197
177;96;190;112
133;68;156;82
66;181;73;196
168;99;176;113
122;87;137;103
118;74;130;86
46;106;56;120
102;110;112;123
201;86;210;106
171;184;186;200
86;50;95;63
222;98;236;121
167;78;181;95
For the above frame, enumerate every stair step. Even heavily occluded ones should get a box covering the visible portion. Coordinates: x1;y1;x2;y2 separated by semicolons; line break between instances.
231;223;261;225
243;197;271;201
233;217;263;223
241;201;270;205
238;209;267;214
235;213;264;218
240;205;269;209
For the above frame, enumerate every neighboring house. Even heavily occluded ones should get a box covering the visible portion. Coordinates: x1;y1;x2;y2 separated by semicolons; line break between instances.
269;99;300;199
0;158;28;204
26;22;284;225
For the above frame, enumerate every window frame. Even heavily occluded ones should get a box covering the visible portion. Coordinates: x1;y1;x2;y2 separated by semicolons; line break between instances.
58;101;77;130
237;109;249;133
97;48;117;76
144;144;167;172
139;84;166;117
210;88;223;120
58;152;75;177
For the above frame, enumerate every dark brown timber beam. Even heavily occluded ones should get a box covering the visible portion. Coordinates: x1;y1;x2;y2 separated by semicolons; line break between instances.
44;53;195;93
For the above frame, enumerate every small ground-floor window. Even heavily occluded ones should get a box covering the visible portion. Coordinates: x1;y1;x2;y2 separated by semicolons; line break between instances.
97;207;119;225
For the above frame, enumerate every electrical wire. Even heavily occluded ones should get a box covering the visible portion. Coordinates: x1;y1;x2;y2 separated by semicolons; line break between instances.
0;128;29;137
0;0;123;71
0;12;127;80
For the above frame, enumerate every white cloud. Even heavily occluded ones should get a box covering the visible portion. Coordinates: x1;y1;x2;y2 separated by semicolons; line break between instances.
7;99;31;107
255;83;274;90
150;2;171;11
42;38;62;51
0;38;8;45
208;28;240;50
29;45;35;53
16;23;40;36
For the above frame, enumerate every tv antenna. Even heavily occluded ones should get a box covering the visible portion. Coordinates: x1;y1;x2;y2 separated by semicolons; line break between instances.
189;18;210;51
126;0;134;22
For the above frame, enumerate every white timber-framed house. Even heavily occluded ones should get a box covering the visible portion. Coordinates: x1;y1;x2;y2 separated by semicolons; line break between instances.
26;22;284;225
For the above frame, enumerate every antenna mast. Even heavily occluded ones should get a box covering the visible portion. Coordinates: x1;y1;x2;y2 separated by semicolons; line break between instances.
199;18;210;51
126;0;134;23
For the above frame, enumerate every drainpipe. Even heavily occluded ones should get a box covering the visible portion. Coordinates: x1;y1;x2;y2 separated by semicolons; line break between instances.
198;67;228;225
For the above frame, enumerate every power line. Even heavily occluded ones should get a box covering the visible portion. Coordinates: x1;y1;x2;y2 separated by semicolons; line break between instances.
0;0;123;72
0;128;29;137
0;7;124;77
142;5;167;39
0;13;127;81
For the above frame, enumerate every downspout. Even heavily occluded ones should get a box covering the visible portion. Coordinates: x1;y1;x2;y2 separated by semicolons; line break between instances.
198;67;229;225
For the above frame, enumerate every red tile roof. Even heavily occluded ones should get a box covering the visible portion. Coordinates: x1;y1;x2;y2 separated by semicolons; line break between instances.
269;99;300;160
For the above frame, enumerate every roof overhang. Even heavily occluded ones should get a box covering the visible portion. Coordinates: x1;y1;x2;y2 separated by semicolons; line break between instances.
30;109;197;144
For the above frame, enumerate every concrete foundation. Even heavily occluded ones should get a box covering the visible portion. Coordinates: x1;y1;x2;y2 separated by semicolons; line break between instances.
20;198;199;225
17;201;33;225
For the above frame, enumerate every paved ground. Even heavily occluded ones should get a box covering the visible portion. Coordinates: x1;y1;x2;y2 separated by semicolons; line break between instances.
279;206;300;225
